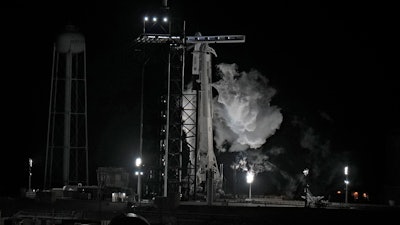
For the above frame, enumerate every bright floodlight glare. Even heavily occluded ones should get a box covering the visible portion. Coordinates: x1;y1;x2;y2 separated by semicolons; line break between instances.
144;16;149;21
152;17;157;22
246;171;254;184
135;171;139;175
135;157;142;167
344;166;348;175
29;158;33;167
344;179;349;184
303;168;309;176
163;17;168;22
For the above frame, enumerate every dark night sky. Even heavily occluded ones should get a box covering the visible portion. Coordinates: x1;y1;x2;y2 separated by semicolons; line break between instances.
2;0;399;200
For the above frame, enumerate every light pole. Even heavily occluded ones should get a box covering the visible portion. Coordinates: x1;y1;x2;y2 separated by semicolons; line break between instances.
246;171;254;200
143;16;148;34
303;168;309;207
344;166;349;204
135;157;142;203
28;158;33;192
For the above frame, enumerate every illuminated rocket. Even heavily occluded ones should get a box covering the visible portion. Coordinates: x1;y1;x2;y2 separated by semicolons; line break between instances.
186;33;245;202
191;34;221;191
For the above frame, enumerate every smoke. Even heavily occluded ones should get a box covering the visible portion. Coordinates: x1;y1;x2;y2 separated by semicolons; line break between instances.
291;114;346;195
212;63;303;195
207;63;346;196
230;148;279;173
212;63;283;152
230;148;299;197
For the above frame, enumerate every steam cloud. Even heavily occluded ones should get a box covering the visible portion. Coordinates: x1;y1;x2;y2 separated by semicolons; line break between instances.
209;63;341;196
212;63;283;152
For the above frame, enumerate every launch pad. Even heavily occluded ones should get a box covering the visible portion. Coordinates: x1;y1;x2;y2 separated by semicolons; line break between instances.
1;196;398;225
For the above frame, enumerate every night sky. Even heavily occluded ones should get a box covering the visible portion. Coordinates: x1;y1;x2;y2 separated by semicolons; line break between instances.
2;0;398;201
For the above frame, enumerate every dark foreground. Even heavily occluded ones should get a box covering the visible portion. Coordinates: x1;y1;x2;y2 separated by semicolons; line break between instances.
135;204;399;225
1;197;399;225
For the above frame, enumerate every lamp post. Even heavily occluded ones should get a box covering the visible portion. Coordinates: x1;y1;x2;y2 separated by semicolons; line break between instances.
303;168;309;207
28;158;33;192
246;171;254;200
143;16;148;34
344;166;349;204
135;157;142;203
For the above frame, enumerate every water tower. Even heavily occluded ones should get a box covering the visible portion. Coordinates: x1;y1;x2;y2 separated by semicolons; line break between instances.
44;25;89;189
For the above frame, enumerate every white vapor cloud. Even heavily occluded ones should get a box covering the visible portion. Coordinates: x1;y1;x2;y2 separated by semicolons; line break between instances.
212;63;283;152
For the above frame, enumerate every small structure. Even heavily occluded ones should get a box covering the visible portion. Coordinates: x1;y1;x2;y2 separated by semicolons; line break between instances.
97;167;132;201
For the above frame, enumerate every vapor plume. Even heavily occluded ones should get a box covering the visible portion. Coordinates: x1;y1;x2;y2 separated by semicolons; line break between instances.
212;63;283;152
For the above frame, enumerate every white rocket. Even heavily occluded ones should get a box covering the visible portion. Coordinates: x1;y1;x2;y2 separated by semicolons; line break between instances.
187;33;245;202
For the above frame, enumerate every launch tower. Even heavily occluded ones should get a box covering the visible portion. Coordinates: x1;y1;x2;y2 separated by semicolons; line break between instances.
134;1;245;204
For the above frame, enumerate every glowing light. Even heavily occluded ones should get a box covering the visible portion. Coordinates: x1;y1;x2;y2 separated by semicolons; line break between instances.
152;17;157;22
303;168;309;176
353;191;359;200
135;157;142;167
344;166;348;175
246;171;254;184
144;16;149;22
362;192;369;200
163;17;168;22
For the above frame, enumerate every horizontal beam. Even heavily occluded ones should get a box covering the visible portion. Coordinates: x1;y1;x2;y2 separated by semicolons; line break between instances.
185;35;245;44
135;34;246;44
135;34;182;44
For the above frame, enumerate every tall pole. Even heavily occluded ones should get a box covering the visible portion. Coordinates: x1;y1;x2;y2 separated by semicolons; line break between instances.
303;168;309;207
344;166;349;204
28;158;33;191
138;63;144;203
63;52;72;186
139;62;145;164
83;44;89;186
249;183;252;200
136;158;142;202
137;172;142;202
246;171;254;200
136;51;150;203
163;51;171;197
345;182;348;203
